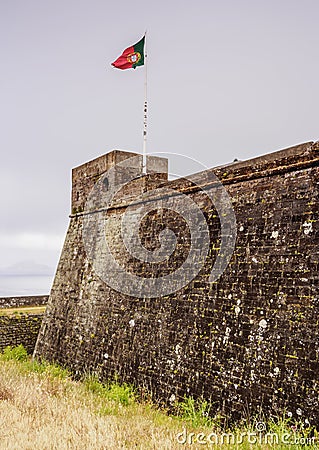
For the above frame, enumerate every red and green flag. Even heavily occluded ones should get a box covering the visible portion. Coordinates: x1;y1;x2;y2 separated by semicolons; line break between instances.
111;36;145;70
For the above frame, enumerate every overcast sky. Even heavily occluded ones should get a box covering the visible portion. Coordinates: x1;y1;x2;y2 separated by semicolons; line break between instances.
0;0;318;275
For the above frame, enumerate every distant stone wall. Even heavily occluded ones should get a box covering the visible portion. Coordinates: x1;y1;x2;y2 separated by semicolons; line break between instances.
0;295;48;309
34;143;319;426
0;296;47;354
0;314;43;354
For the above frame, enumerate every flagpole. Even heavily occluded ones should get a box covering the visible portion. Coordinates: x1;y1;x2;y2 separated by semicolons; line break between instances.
142;31;147;174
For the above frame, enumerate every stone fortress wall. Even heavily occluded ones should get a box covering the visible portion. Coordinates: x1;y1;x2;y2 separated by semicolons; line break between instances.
33;142;319;425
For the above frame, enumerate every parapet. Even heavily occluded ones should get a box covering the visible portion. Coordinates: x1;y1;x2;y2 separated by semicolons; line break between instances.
213;141;319;183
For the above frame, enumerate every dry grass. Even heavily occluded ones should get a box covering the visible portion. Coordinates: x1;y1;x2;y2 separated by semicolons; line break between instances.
0;348;317;449
0;305;46;316
0;357;190;449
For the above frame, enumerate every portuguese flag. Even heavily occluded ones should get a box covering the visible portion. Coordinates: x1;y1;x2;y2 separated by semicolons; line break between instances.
111;36;145;70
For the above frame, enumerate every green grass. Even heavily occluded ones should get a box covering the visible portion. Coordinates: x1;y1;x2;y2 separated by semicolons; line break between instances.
0;344;70;378
83;374;135;406
175;395;215;428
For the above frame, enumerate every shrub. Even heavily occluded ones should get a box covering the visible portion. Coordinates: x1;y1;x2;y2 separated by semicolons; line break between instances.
1;344;28;362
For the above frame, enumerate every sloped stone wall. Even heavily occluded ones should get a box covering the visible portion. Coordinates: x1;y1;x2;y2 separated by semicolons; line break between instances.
34;142;319;426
